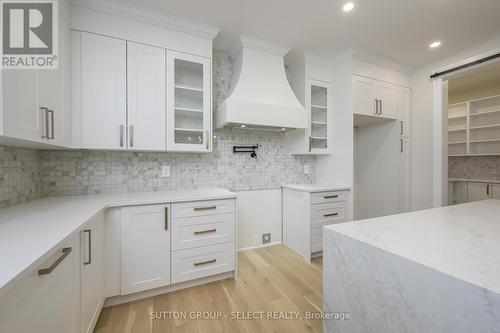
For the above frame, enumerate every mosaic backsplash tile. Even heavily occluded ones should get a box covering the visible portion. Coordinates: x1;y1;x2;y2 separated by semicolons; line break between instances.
449;156;500;180
0;146;40;208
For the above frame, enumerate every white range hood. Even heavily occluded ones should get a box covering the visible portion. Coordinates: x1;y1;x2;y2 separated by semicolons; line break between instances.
216;35;307;131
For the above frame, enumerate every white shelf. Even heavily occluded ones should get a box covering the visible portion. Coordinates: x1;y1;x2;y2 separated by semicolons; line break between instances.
448;128;466;132
449;153;500;157
448;115;466;120
470;139;500;143
174;84;203;92
174;128;203;132
311;105;327;109
448;141;466;145
311;136;327;140
470;124;500;130
175;107;203;113
311;121;327;126
470;109;500;117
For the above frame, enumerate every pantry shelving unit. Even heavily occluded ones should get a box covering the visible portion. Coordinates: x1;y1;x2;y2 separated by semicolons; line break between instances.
448;94;500;156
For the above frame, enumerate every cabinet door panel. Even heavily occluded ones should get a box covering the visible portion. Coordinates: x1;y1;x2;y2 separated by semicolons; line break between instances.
2;69;40;141
80;213;105;333
308;79;331;154
121;205;171;295
166;51;211;152
467;183;491;202
0;235;79;333
398;137;411;212
127;42;166;150
491;185;500;200
353;75;378;117
80;33;126;149
377;81;398;119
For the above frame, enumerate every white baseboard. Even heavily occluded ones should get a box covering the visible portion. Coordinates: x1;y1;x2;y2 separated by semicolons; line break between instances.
103;271;235;307
237;241;282;252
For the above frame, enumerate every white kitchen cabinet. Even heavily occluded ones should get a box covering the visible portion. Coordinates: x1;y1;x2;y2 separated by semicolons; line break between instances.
0;0;71;146
78;32;127;149
80;213;105;333
166;51;212;152
282;186;350;263
121;204;171;295
467;183;492;202
127;42;166;150
0;234;79;333
492;185;500;199
353;74;398;120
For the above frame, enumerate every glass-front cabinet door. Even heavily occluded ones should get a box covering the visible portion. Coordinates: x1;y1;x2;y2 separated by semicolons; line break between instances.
166;51;211;152
306;79;331;154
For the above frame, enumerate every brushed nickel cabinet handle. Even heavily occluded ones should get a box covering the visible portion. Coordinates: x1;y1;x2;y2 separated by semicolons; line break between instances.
400;121;404;136
41;107;49;138
194;228;217;235
400;139;404;153
379;100;383;115
83;229;91;265
487;184;490;196
165;207;169;230
119;125;124;147
205;130;209;149
194;206;217;211
324;195;338;199
129;125;134;147
47;109;54;139
309;136;312;152
38;247;72;275
324;212;339;217
194;258;216;267
373;99;378;115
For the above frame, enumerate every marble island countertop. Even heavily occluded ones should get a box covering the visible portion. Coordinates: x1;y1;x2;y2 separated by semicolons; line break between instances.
281;184;351;192
323;200;500;333
0;189;237;296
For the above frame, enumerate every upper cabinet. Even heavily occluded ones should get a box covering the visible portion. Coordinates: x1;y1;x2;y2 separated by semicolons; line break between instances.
0;0;72;146
127;42;166;151
77;32;127;150
353;75;398;120
286;53;333;155
166;51;212;152
74;31;212;152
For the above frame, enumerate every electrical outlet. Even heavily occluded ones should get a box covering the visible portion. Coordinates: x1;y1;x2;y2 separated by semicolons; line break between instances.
161;165;171;177
253;235;261;246
304;164;310;175
262;233;271;244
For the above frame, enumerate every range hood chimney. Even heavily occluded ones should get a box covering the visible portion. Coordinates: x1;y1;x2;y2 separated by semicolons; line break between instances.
215;35;307;131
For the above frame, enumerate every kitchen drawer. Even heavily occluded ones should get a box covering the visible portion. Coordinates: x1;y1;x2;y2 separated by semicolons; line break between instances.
311;190;348;204
171;213;235;251
171;242;235;284
311;227;323;253
311;201;346;229
172;199;235;219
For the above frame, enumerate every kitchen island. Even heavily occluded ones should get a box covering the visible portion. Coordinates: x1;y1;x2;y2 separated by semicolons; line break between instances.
323;200;500;333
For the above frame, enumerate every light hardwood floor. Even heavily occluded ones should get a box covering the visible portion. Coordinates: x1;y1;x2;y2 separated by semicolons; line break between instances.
94;245;323;333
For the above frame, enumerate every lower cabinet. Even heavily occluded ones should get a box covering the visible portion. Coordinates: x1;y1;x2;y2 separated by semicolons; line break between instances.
80;212;105;333
0;234;80;333
450;182;500;203
120;204;171;295
283;187;350;262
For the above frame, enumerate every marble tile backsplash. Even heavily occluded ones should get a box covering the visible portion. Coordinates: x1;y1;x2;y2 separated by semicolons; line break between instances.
0;146;40;208
449;156;500;180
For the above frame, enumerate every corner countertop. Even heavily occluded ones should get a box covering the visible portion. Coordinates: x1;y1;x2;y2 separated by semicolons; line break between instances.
281;184;351;192
448;178;500;184
325;200;500;294
0;189;237;296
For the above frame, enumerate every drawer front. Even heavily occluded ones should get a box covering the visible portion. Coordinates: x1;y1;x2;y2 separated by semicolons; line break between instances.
311;190;348;204
171;213;235;251
311;227;323;253
311;201;346;229
171;242;235;284
172;199;235;219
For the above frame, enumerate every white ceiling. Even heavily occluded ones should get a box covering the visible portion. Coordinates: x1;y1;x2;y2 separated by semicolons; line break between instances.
117;0;500;68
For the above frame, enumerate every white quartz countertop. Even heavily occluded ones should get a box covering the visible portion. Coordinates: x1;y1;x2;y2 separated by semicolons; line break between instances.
0;189;237;296
448;178;500;184
281;184;351;192
325;200;500;294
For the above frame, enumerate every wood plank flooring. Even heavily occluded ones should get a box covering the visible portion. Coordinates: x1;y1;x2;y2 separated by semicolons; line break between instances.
94;245;323;333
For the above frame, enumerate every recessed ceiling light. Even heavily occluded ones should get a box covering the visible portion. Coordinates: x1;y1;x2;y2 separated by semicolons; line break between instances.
429;41;441;49
240;124;246;128
343;2;355;12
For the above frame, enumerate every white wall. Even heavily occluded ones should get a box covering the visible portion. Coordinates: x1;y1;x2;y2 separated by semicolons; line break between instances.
236;189;282;250
410;37;500;210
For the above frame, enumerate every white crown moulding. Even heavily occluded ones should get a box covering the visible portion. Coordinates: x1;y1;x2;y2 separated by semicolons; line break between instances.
230;34;291;57
71;0;221;39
